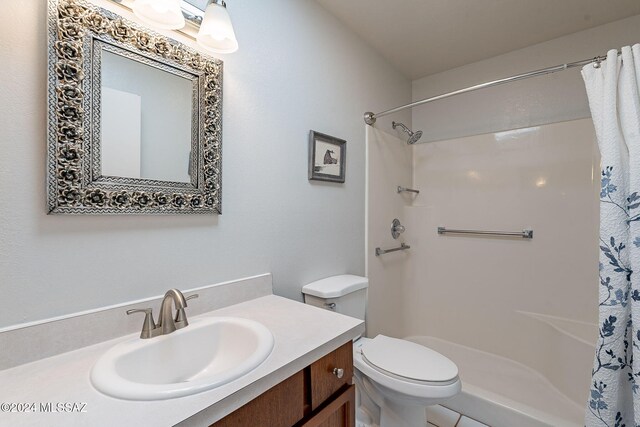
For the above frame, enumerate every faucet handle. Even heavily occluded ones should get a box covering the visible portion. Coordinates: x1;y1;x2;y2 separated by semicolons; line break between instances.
126;308;157;339
175;294;198;328
126;308;154;318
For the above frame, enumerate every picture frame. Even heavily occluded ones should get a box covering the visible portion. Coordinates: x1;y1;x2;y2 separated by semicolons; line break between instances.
308;131;346;183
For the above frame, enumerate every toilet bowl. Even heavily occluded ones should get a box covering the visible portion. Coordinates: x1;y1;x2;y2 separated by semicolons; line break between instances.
302;275;461;427
353;336;461;427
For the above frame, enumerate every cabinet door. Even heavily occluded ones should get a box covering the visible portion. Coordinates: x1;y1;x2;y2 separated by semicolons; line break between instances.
310;341;353;410
299;385;355;427
211;371;305;427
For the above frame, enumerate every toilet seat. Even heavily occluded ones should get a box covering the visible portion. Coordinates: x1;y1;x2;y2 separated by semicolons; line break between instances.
361;335;458;385
353;337;461;403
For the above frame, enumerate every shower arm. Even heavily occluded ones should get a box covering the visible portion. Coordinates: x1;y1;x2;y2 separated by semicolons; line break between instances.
392;121;411;135
363;53;618;125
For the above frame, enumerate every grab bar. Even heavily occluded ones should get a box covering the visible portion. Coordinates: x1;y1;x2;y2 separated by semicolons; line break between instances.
375;243;411;256
437;227;533;239
397;186;419;194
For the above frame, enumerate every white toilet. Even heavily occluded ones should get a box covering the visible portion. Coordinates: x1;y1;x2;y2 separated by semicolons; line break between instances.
303;275;461;427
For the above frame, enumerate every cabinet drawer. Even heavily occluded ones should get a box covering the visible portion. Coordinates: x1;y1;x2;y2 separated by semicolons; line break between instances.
211;370;305;427
309;341;353;410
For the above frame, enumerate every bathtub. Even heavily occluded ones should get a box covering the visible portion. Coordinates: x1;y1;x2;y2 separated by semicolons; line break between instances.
408;336;585;427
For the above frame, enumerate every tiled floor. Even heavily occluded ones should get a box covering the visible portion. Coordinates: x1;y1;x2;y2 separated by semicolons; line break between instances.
427;405;490;427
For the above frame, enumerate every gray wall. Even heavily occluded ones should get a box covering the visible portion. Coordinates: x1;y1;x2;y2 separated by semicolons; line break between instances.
0;0;411;328
412;15;640;143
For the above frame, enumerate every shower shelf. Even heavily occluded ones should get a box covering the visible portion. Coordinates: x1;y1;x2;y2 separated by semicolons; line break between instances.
375;243;411;256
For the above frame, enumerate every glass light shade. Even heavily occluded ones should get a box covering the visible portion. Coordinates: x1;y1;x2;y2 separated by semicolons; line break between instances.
132;0;186;30
197;2;238;53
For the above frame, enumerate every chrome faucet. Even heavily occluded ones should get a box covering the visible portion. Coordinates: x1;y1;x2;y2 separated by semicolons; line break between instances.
158;289;187;335
126;289;198;339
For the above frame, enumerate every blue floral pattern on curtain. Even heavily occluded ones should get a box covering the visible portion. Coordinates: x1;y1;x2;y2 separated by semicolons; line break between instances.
583;45;640;427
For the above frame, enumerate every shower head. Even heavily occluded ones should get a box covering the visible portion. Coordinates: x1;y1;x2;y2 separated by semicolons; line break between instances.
407;130;423;145
392;121;423;145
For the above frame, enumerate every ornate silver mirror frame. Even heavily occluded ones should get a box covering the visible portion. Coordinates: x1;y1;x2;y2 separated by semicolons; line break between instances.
47;0;223;214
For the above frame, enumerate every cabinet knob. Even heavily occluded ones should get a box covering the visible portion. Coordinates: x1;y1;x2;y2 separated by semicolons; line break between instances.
333;368;344;379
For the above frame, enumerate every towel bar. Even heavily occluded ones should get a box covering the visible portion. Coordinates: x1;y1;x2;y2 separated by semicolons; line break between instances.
397;186;419;194
375;243;411;256
437;227;533;239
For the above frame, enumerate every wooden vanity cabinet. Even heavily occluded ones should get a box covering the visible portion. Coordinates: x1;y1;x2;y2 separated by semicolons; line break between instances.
211;341;354;427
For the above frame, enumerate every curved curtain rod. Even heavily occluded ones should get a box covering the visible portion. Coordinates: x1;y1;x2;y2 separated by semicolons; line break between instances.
363;52;620;125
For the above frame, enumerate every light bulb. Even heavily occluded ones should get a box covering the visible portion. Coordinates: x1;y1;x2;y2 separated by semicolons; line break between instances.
151;4;169;14
197;1;238;54
132;0;185;30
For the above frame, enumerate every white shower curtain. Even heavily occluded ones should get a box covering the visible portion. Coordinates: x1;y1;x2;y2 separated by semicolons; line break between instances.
582;45;640;427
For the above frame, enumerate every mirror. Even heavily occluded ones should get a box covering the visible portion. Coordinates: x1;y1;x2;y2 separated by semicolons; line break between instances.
47;0;223;214
101;49;194;183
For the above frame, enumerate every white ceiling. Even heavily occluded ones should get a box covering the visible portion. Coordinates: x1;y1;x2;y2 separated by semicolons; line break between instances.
315;0;640;79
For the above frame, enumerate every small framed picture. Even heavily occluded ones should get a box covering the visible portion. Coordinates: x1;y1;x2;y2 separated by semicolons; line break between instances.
308;131;346;183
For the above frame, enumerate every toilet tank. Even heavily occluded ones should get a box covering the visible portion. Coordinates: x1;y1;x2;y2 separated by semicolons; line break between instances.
302;275;368;320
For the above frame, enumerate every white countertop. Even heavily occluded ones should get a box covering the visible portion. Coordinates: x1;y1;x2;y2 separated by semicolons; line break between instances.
0;295;364;427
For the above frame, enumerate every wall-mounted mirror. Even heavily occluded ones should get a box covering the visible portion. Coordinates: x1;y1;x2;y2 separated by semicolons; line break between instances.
100;47;195;184
47;0;223;214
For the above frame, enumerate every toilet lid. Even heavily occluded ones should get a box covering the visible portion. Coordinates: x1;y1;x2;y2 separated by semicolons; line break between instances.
361;335;458;383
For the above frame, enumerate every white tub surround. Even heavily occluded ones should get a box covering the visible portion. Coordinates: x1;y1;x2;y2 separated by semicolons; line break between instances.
412;336;583;427
0;294;364;427
366;119;599;426
365;127;412;339
404;119;599;416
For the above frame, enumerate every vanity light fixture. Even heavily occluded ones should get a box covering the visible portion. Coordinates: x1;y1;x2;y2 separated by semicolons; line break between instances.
132;0;186;30
107;0;239;53
196;0;239;54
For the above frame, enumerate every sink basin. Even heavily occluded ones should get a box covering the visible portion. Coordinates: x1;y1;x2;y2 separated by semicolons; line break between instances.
90;316;274;400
